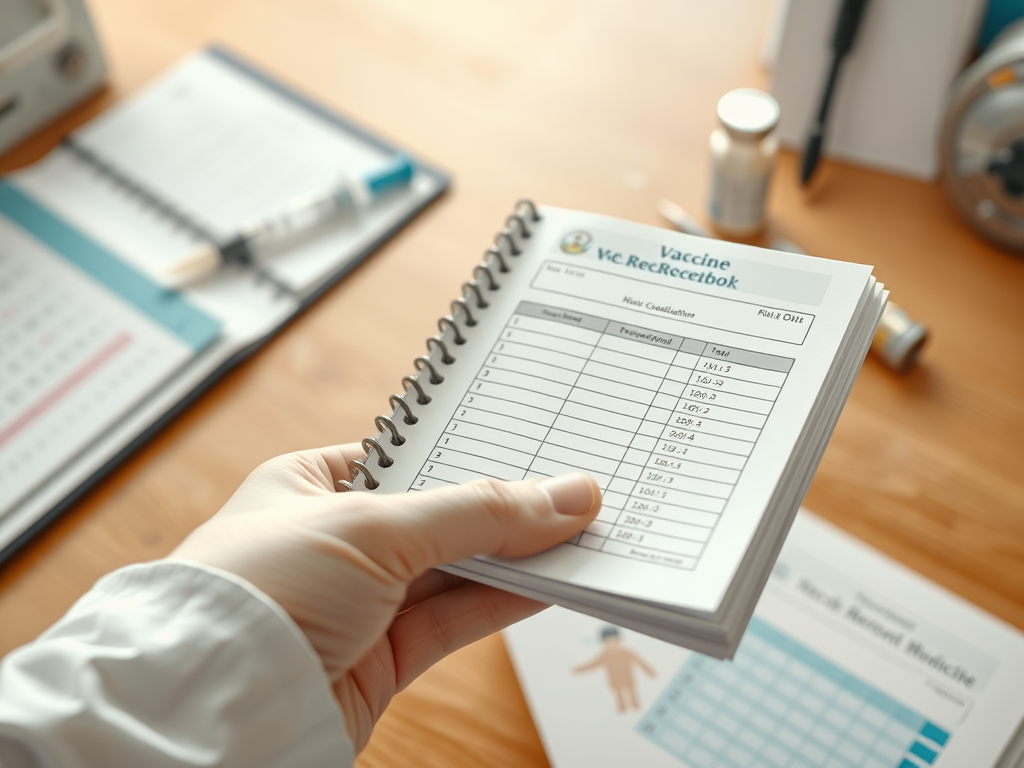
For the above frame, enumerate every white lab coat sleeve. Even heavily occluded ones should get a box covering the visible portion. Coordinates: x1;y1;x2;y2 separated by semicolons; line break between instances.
0;560;355;768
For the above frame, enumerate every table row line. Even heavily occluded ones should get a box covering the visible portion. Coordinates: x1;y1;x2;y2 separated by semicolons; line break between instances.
436;427;752;478
444;415;752;476
445;416;753;471
456;393;770;432
502;310;793;374
465;378;777;419
479;354;783;400
429;443;737;497
485;338;789;387
414;458;732;514
449;405;761;447
411;479;704;568
414;473;726;529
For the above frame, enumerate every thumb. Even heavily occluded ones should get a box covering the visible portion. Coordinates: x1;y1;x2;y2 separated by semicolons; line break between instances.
342;474;601;580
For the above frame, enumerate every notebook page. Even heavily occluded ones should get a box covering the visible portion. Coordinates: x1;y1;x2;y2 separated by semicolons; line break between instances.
0;184;219;516
71;49;444;293
12;148;298;346
364;207;877;614
504;512;1024;768
13;148;204;279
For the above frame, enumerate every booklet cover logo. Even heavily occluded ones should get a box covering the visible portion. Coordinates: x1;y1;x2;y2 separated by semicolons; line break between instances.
560;230;593;254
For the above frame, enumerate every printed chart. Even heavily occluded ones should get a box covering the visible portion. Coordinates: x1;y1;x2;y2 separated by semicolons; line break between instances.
637;618;952;768
410;300;793;570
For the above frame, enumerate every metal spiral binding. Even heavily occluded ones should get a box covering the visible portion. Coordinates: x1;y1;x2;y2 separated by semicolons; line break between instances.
338;200;542;492
361;437;394;467
402;375;430;404
451;297;477;327
389;394;417;425
461;281;488;309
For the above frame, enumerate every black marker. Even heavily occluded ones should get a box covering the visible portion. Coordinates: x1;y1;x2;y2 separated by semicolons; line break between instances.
800;0;871;186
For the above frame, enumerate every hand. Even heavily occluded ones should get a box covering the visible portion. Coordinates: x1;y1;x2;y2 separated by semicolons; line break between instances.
172;443;600;751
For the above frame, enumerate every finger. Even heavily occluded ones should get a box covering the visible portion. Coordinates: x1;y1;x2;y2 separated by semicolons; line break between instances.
230;443;366;503
341;474;601;580
388;581;548;690
310;442;367;488
399;569;467;613
276;443;367;493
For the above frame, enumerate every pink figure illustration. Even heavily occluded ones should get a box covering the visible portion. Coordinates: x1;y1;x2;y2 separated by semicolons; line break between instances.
572;626;656;713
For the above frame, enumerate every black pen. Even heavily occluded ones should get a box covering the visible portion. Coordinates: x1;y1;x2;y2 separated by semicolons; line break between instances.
800;0;871;186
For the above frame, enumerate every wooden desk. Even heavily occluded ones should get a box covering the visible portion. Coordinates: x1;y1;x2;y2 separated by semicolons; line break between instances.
2;1;1022;765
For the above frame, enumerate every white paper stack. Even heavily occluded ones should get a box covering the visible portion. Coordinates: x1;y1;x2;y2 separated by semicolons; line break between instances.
352;204;885;658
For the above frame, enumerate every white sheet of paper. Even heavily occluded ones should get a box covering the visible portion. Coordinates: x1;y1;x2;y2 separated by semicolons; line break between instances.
505;512;1024;768
71;50;442;292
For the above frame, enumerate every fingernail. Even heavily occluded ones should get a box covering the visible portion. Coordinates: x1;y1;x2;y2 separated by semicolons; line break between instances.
538;474;597;516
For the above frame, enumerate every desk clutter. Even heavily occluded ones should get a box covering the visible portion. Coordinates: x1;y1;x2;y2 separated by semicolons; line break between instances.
506;512;1024;768
0;47;447;562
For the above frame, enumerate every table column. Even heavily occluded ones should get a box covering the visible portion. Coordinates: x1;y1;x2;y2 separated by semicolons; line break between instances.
610;341;792;568
532;321;683;549
411;301;606;490
600;338;707;567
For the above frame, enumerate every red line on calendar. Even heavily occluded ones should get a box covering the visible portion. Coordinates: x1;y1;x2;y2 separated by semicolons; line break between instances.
0;332;132;449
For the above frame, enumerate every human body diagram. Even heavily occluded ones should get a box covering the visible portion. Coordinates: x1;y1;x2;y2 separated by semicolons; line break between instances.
572;626;656;713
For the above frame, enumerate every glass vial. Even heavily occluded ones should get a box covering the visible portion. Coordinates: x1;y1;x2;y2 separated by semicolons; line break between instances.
708;88;781;236
870;302;929;373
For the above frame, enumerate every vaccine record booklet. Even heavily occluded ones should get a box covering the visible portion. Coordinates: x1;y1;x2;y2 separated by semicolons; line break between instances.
345;201;886;658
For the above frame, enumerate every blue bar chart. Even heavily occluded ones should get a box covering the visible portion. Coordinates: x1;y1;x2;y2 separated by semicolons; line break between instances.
637;618;951;768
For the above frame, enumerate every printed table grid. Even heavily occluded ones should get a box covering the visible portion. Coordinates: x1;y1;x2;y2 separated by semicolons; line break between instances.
636;617;952;768
410;301;795;570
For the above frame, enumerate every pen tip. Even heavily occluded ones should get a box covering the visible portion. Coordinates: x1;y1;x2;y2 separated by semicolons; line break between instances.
800;132;823;187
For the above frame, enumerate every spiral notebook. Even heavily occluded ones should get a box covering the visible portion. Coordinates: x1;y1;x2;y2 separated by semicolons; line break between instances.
0;47;448;562
345;202;886;658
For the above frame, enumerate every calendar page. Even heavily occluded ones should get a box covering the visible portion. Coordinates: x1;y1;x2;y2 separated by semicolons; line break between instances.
0;186;219;516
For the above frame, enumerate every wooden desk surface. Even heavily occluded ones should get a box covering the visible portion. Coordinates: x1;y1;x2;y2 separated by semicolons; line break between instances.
2;1;1022;765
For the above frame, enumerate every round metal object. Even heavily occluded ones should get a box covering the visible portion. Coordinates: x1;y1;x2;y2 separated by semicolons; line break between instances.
941;19;1024;251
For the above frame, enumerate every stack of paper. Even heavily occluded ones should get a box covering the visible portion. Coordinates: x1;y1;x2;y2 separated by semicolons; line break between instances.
357;205;885;658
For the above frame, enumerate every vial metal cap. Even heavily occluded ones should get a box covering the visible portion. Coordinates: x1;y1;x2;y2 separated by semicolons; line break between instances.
717;88;780;140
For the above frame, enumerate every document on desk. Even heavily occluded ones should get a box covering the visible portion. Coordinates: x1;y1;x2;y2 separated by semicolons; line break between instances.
348;204;885;656
505;512;1024;768
0;47;448;559
0;193;220;514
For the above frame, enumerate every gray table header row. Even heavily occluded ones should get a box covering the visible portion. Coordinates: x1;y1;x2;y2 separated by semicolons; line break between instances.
512;302;793;372
514;301;608;332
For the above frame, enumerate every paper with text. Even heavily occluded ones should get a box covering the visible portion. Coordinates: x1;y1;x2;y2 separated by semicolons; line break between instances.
367;208;875;614
505;513;1024;768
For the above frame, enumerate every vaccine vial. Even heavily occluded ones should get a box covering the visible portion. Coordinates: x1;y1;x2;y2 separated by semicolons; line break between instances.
870;302;929;373
708;88;781;236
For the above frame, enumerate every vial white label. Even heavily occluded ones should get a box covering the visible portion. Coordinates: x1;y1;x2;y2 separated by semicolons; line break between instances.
709;164;771;234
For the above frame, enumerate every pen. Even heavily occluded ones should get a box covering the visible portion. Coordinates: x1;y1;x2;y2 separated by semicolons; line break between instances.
164;153;415;286
800;0;870;186
656;199;928;371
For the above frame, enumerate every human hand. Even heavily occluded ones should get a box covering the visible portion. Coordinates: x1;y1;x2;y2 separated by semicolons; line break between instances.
172;443;600;751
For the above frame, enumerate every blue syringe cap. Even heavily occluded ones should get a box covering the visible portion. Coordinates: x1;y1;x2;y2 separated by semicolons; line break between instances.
366;153;415;197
